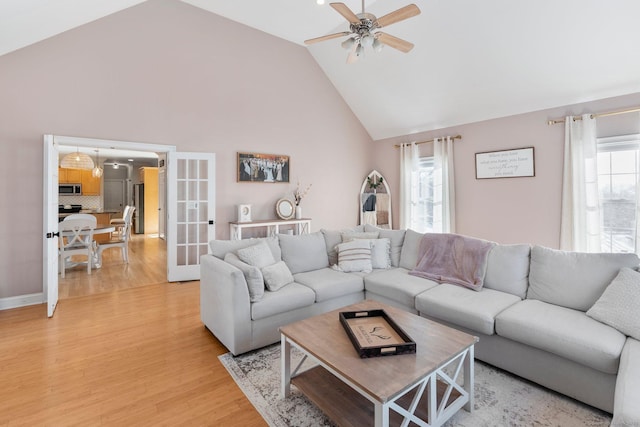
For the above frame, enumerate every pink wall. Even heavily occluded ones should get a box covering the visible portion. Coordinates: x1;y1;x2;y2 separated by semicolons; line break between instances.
0;0;373;299
373;92;640;247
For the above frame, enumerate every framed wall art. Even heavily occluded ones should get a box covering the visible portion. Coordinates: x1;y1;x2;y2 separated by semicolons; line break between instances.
237;152;290;183
475;147;535;179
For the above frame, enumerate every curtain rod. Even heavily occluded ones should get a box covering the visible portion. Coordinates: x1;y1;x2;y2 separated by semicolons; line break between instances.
394;135;462;148
547;106;640;125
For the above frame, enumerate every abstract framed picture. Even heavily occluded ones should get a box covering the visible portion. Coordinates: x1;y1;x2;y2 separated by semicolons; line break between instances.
237;152;290;183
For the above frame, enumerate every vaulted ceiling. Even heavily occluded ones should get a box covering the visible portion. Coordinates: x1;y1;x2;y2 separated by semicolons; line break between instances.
2;0;640;140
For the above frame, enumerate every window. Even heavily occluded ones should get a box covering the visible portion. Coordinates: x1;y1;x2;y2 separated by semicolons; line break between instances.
597;134;640;253
409;157;435;232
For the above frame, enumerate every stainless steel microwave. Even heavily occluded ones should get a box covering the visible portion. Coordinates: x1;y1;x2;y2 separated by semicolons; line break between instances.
59;184;82;195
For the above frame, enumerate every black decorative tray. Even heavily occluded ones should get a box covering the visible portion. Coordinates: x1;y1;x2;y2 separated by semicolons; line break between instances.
339;309;416;358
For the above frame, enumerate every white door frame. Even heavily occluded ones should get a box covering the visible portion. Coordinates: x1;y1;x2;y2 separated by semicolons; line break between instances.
43;135;176;316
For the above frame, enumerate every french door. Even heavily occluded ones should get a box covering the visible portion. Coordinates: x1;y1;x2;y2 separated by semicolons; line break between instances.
43;136;60;317
166;152;216;282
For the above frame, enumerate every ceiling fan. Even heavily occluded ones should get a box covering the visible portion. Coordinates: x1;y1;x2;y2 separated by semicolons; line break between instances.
305;1;421;64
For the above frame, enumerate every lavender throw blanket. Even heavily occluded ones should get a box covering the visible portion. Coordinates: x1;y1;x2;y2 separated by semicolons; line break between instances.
409;233;495;291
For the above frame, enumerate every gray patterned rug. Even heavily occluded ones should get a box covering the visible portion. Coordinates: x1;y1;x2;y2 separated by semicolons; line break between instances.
219;344;612;427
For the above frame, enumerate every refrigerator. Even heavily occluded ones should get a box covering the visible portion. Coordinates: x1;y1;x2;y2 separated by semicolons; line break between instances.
134;184;145;234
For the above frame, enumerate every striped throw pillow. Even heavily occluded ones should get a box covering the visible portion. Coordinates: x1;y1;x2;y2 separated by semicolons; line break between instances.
334;239;373;273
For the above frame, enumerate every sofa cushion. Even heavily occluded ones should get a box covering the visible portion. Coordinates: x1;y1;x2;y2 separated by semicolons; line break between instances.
364;268;439;309
527;245;639;311
224;253;264;302
496;299;626;374
236;240;276;268
612;338;640;427
399;229;424;270
294;268;364;302
587;267;640;340
251;283;316;321
364;225;406;267
261;261;294;292
278;232;329;274
484;244;531;298
416;284;521;335
341;231;380;242
209;237;281;261
321;227;364;265
334;239;373;273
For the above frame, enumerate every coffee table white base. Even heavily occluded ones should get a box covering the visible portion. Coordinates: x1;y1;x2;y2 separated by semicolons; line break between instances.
281;334;475;427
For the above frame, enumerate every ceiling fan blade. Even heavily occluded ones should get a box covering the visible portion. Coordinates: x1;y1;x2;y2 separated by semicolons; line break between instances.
304;31;351;45
375;4;421;28
376;32;415;53
330;2;360;24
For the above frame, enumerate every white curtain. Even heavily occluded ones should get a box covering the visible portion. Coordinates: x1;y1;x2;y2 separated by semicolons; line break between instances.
399;142;418;229
560;114;601;252
433;136;456;233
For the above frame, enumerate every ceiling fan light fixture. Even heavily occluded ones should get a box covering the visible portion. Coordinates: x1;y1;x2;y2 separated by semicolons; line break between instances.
355;43;364;57
361;34;374;48
372;36;384;52
341;37;356;50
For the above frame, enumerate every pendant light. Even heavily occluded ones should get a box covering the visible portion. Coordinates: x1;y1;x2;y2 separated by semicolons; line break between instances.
92;149;103;178
60;147;94;170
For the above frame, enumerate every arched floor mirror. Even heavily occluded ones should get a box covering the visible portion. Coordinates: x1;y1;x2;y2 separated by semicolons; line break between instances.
359;170;392;229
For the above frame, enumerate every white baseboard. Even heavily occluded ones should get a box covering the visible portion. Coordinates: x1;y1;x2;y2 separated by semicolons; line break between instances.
0;293;44;311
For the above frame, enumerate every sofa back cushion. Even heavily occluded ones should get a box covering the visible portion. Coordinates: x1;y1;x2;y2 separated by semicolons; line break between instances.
278;232;329;274
527;245;640;311
321;226;365;265
209;237;281;261
484;244;531;298
364;225;406;267
399;229;424;270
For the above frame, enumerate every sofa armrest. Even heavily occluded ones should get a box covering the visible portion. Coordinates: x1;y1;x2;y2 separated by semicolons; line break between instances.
612;337;640;426
200;254;252;355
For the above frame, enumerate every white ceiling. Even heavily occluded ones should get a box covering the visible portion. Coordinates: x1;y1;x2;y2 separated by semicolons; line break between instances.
3;0;640;140
58;145;159;164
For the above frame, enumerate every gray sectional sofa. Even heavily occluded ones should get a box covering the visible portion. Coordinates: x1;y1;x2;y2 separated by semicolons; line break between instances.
200;226;640;425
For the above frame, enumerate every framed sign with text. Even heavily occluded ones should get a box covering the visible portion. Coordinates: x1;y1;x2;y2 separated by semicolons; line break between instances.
475;147;535;179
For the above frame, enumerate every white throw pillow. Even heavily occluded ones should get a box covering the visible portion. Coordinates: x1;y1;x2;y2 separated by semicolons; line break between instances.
334;239;373;273
224;253;264;302
261;261;294;292
340;237;391;270
587;267;640;340
236;241;276;269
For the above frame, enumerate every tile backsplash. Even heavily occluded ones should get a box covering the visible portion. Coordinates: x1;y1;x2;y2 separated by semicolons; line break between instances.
59;195;101;210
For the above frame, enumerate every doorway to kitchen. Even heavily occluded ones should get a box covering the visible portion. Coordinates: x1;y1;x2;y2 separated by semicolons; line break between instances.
45;135;217;316
56;144;167;300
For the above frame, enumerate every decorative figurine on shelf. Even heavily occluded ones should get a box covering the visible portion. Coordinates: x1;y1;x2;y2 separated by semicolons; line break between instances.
367;175;384;193
293;180;312;219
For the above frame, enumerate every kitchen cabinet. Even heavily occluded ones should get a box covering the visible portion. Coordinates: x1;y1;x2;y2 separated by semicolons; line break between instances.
91;213;112;243
139;167;159;234
81;170;101;196
58;168;100;195
59;167;82;184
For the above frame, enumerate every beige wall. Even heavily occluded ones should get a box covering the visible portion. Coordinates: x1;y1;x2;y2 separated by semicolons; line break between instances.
0;0;373;299
372;92;640;248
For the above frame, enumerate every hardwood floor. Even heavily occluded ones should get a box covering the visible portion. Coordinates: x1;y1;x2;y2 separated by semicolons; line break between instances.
0;235;266;426
59;234;168;299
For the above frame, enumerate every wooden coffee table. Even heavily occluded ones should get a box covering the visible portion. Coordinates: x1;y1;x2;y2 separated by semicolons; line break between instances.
280;300;478;427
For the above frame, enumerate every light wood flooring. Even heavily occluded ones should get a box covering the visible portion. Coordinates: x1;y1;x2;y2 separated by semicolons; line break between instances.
0;235;266;426
59;234;168;299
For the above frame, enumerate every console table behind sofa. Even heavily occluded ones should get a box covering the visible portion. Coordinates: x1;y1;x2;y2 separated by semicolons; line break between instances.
229;218;311;240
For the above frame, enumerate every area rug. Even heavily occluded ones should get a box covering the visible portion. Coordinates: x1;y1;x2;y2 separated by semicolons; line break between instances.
219;344;612;427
